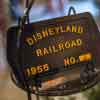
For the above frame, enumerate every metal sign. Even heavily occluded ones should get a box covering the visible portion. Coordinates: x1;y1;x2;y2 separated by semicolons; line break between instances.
7;12;100;96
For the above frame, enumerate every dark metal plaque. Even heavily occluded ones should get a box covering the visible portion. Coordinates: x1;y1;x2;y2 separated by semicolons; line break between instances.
7;12;100;96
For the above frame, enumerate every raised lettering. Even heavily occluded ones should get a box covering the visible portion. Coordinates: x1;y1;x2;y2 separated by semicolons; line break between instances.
36;49;43;56
36;33;43;40
43;48;49;55
26;37;34;46
65;41;70;48
58;43;64;51
72;25;77;33
48;28;55;36
42;30;49;38
76;38;82;46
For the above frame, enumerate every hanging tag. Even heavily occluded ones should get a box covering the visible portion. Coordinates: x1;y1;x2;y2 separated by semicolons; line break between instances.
7;11;100;96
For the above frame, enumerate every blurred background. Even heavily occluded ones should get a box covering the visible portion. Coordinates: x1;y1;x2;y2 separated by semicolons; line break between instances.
1;0;100;100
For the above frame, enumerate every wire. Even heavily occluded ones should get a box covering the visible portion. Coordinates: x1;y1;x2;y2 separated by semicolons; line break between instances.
16;0;35;100
27;92;32;100
26;0;29;8
68;6;76;16
17;0;42;100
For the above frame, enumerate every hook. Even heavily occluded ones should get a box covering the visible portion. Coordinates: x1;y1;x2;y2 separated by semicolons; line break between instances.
68;6;76;16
